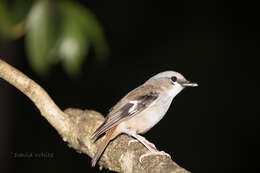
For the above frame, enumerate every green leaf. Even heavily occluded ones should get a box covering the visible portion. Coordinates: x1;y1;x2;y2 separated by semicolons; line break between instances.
11;0;35;22
58;32;90;76
0;2;14;39
57;2;90;76
0;0;34;39
23;0;109;76
25;0;59;74
58;1;109;62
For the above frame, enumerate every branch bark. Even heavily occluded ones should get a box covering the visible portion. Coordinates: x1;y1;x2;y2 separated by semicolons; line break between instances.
0;58;191;173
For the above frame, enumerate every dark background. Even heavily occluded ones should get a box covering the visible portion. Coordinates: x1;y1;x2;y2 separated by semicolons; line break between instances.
0;0;258;173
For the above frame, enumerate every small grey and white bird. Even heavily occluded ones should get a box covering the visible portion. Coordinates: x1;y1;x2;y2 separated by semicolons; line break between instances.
91;71;198;166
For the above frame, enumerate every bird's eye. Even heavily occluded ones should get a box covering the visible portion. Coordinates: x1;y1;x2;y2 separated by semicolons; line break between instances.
171;76;177;82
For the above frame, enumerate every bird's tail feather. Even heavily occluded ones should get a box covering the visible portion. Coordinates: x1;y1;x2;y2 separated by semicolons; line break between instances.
91;126;117;167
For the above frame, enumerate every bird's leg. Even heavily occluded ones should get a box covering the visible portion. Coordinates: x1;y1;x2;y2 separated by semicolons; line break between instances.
128;136;156;149
128;132;171;163
132;134;157;149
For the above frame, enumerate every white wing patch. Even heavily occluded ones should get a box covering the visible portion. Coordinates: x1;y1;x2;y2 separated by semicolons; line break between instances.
128;100;139;114
91;91;159;140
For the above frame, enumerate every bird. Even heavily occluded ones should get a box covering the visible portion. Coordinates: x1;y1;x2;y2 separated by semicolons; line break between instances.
91;71;198;166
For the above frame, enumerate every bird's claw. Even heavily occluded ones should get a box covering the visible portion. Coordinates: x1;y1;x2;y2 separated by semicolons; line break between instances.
139;150;171;163
144;140;157;149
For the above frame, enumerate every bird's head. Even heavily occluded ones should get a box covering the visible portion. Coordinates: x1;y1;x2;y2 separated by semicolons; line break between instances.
146;71;198;97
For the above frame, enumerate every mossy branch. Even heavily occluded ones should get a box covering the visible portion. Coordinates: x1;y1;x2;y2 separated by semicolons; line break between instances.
0;58;190;173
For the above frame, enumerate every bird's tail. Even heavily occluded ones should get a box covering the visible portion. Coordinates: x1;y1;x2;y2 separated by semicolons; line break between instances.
91;126;117;167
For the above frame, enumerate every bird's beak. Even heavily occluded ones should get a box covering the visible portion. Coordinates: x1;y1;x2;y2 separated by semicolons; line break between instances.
181;80;198;87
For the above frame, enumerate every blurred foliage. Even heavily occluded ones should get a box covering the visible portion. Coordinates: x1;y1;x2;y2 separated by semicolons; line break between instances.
0;0;109;76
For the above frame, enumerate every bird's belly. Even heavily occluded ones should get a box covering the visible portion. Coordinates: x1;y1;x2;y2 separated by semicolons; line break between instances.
120;105;167;134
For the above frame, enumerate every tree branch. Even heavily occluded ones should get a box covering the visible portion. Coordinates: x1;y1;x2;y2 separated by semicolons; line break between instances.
0;58;191;173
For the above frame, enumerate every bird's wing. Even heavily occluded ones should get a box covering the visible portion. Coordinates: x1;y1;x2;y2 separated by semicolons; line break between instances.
91;85;159;139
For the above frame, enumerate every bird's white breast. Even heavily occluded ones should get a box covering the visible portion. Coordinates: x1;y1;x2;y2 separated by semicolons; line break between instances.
119;91;175;134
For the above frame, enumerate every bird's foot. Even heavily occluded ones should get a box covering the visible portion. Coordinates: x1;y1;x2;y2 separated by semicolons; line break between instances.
139;150;171;163
128;139;156;149
143;140;157;149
